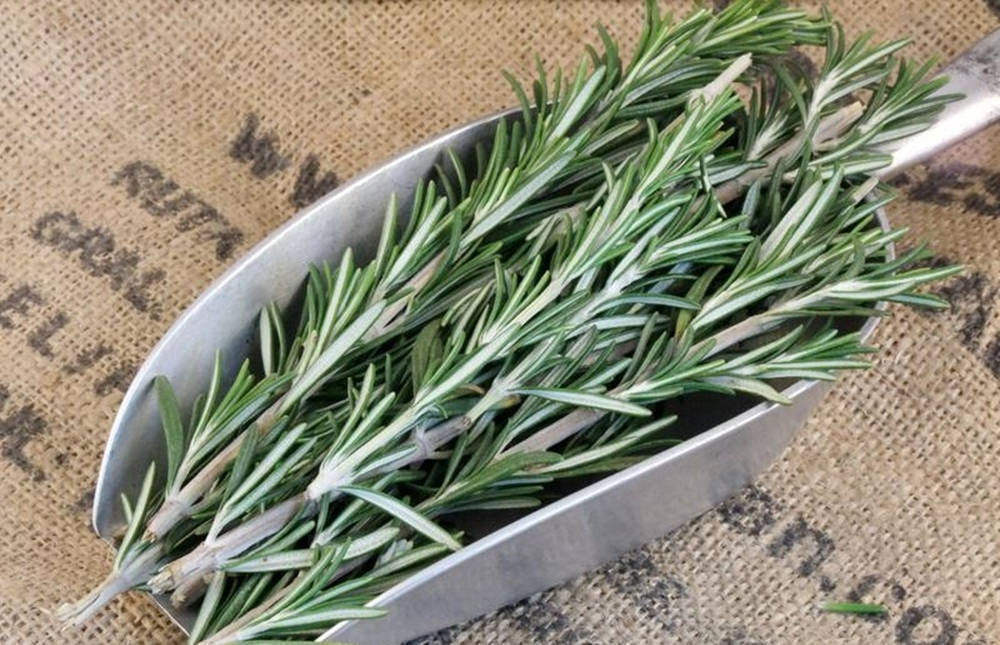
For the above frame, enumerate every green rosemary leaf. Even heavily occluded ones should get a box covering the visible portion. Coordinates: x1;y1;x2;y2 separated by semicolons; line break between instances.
516;388;651;416
206;572;274;636
281;302;387;410
114;462;156;570
366;542;452;580
821;601;888;615
597;294;700;312
196;351;224;436
411;318;445;392
223;549;315;574
462;151;576;246
442;497;543;513
259;307;275;377
336;485;462;551
188;571;226;644
153;376;185;494
217;418;260;522
703;375;792;404
211;424;311;539
253;606;387;633
244;518;316;562
885;292;950;309
538;416;674;474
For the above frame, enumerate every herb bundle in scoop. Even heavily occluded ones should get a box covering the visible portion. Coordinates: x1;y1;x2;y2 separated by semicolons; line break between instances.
60;1;960;641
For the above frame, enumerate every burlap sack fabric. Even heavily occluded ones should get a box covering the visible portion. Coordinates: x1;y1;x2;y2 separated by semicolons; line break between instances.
1;1;997;643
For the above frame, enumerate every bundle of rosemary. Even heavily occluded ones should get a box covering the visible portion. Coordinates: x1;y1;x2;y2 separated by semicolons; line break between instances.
60;1;960;641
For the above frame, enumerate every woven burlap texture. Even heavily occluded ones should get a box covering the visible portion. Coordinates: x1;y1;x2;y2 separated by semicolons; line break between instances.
1;1;997;643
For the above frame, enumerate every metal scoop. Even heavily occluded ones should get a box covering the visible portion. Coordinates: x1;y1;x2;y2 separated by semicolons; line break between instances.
92;29;1000;644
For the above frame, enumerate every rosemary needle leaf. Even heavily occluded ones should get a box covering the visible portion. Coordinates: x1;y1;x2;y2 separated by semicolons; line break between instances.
255;606;388;632
114;462;156;570
821;601;888;615
188;571;226;644
153;376;185;493
336;485;463;551
516;388;652;416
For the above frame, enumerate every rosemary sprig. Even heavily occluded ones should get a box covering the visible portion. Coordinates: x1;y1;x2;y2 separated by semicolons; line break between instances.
142;0;828;545
62;1;960;640
149;74;748;597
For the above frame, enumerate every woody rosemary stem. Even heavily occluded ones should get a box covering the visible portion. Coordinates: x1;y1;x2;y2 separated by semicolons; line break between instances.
714;101;864;203
149;495;308;602
145;399;283;540
55;545;165;625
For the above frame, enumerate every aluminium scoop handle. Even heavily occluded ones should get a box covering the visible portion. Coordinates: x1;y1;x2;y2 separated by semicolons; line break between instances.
876;28;1000;179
